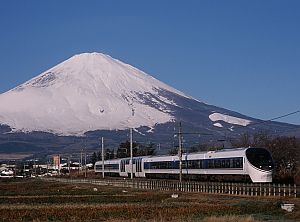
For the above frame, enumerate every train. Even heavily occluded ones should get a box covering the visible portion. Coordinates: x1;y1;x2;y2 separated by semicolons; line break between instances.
95;147;274;183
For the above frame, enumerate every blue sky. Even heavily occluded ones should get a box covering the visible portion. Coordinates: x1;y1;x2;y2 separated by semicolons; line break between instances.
0;0;299;125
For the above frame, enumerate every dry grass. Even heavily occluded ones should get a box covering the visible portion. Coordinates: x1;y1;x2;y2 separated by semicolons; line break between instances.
202;215;259;222
0;179;299;221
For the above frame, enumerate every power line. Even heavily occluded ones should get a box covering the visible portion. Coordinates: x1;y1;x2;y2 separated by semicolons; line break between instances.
179;109;300;144
219;109;300;143
229;109;300;131
256;110;300;124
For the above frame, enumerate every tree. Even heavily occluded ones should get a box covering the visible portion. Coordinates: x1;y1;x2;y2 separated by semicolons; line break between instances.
116;140;131;158
136;142;156;156
116;140;156;158
169;146;178;155
105;148;115;160
266;136;300;182
232;133;251;147
91;152;97;166
97;151;101;161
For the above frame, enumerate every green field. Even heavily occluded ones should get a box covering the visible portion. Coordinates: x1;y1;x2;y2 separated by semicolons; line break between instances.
0;178;299;221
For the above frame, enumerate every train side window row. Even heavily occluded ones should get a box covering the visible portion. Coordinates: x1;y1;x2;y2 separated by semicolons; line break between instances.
144;157;243;170
207;158;243;169
96;164;119;170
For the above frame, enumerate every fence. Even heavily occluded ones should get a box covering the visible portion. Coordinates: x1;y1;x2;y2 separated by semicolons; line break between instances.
43;177;299;198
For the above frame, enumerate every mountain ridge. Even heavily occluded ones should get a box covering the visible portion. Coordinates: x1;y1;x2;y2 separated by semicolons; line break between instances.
0;52;299;156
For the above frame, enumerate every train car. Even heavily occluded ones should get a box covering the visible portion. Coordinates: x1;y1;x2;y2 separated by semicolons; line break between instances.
95;147;274;183
95;159;120;176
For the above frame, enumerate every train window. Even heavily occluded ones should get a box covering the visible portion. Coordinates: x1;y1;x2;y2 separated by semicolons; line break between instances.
160;161;166;169
221;160;226;168
214;159;221;168
232;158;243;169
188;160;196;169
174;161;179;169
246;148;274;171
167;161;172;169
208;159;214;169
202;158;243;169
104;164;119;170
196;160;202;169
152;162;157;169
144;162;150;169
95;165;103;171
225;159;231;168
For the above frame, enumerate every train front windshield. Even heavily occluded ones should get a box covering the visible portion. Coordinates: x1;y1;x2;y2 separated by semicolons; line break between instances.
246;148;274;171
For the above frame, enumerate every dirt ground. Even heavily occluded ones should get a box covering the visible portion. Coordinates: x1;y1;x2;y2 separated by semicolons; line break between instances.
0;178;299;221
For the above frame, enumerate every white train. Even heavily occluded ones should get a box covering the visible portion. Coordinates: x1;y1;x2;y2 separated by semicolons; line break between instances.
95;147;274;183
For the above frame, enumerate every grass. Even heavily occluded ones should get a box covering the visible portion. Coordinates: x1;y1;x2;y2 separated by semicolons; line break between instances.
0;178;299;221
202;215;258;222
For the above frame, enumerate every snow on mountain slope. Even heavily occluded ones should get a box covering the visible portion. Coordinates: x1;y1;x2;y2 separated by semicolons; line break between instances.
209;112;251;126
0;53;193;135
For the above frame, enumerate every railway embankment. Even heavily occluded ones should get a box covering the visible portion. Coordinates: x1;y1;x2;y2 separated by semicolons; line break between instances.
43;177;300;198
1;178;299;221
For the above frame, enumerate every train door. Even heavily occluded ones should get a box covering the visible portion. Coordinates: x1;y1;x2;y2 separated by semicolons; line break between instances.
135;158;144;177
119;159;127;177
125;159;136;178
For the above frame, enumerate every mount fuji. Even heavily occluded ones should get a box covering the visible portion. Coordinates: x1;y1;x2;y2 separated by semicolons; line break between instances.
0;52;190;135
0;52;299;155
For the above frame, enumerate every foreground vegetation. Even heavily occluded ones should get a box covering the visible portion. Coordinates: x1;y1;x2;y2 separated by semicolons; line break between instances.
0;178;299;221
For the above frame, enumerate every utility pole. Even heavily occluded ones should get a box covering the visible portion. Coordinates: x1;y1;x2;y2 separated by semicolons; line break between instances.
80;149;83;172
84;149;87;178
178;122;183;183
13;161;16;178
130;108;134;180
46;158;49;175
33;159;36;176
101;137;104;178
58;155;61;176
130;127;133;179
68;156;71;176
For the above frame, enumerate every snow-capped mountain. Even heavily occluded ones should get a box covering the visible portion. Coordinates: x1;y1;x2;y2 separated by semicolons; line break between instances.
0;52;299;154
0;53;194;135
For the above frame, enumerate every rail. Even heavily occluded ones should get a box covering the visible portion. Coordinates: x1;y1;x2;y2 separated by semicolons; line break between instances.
42;177;299;198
